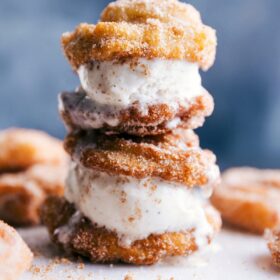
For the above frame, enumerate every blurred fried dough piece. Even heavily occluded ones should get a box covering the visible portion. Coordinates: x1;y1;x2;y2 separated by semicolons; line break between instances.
64;129;219;188
0;128;65;171
0;164;66;226
0;128;68;225
211;167;280;234
266;227;280;268
41;196;221;265
62;20;216;71
60;89;214;136
0;220;33;280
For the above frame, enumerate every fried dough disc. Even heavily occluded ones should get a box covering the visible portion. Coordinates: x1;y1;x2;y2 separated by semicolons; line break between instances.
100;0;202;24
41;196;221;265
0;128;65;171
266;227;280;268
62;0;216;71
64;129;219;188
0;128;68;225
0;220;33;279
59;89;214;136
211;167;280;234
0;163;67;226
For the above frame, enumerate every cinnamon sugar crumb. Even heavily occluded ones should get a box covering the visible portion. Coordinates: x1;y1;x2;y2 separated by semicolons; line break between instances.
128;216;135;223
123;273;135;280
120;190;127;203
29;265;40;274
77;262;85;269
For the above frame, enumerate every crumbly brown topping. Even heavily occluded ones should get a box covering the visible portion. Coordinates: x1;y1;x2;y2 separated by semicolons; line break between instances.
62;0;216;70
64;129;218;188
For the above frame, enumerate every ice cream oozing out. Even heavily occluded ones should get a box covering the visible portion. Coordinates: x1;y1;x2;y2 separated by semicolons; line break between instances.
64;161;216;247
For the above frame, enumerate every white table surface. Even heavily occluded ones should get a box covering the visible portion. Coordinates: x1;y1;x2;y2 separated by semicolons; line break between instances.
19;226;280;280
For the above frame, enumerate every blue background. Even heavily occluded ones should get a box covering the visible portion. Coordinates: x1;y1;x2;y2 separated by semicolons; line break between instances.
0;0;280;169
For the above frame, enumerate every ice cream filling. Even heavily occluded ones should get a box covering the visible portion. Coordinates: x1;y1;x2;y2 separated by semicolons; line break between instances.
78;58;203;109
64;161;215;247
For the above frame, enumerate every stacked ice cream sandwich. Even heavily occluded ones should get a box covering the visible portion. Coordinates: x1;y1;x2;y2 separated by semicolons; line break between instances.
42;0;221;265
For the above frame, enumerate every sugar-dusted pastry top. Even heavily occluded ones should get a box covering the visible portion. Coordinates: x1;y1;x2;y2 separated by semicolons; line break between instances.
100;0;202;24
62;0;216;71
64;129;220;188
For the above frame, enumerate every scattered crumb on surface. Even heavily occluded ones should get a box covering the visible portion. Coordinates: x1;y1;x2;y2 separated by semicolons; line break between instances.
77;262;85;269
29;265;41;274
28;256;93;280
123;272;135;280
54;257;72;265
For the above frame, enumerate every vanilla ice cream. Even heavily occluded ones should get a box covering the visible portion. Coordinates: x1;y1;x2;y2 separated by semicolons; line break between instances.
78;58;203;109
64;162;215;247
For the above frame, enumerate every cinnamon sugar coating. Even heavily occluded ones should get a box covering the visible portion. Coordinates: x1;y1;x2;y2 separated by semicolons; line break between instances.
60;89;214;136
62;0;216;71
100;0;202;24
211;167;280;234
266;228;280;268
0;220;33;279
0;163;66;226
64;129;219;188
0;128;65;171
0;128;68;226
41;196;221;265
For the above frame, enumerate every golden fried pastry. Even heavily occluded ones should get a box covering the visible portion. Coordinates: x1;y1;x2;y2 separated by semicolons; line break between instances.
266;227;280;268
60;88;214;136
0;128;68;225
211;167;280;234
41;196;221;265
101;0;201;24
0;128;65;171
62;0;216;71
0;220;33;280
64;129;219;188
0;163;67;226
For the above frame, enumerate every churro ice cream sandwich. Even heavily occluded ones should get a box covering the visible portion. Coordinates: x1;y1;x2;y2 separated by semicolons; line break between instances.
43;0;221;265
